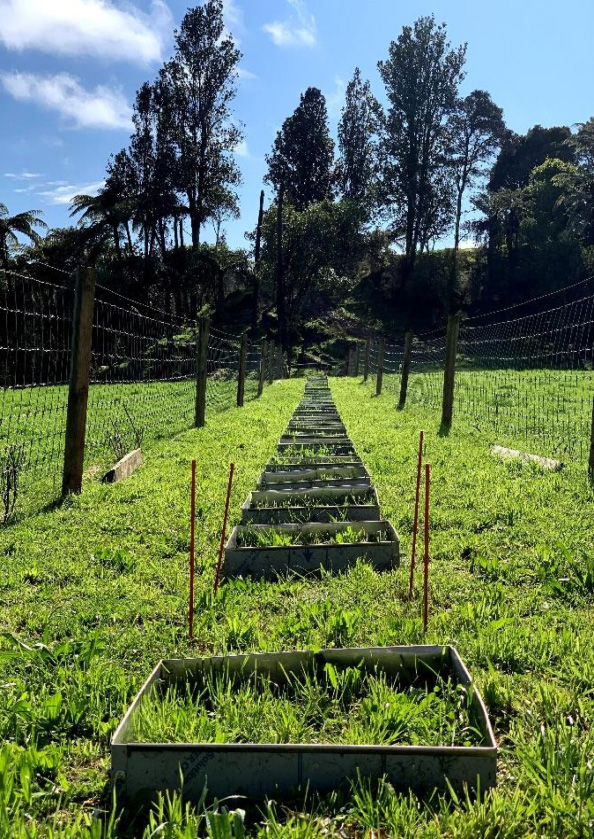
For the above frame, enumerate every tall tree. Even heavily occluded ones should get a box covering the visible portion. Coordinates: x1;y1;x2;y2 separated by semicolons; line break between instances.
104;149;136;255
555;118;594;246
265;87;334;211
128;82;158;261
258;198;366;346
477;124;575;291
0;204;46;266
448;90;506;306
252;189;265;331
378;16;466;285
166;0;242;249
336;68;381;206
489;125;573;192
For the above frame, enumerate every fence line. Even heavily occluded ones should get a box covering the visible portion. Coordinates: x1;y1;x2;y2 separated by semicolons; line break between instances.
1;267;284;521
350;285;594;467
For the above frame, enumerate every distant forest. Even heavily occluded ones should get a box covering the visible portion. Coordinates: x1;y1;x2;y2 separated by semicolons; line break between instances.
2;0;593;350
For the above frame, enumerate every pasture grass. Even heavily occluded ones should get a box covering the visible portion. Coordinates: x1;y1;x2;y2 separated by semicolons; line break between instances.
0;375;593;836
400;367;594;459
0;377;243;518
130;666;482;747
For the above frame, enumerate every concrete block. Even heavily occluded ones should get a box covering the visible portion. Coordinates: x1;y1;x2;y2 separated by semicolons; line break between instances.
102;448;143;483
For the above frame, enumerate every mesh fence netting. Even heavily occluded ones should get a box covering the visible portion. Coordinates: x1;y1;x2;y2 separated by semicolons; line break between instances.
1;269;272;518
358;281;594;460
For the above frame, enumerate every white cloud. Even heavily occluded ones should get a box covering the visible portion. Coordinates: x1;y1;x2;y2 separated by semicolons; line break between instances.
233;139;249;157
38;181;105;205
237;67;258;81
0;0;171;65
263;0;316;48
5;171;43;179
0;72;132;130
223;0;243;30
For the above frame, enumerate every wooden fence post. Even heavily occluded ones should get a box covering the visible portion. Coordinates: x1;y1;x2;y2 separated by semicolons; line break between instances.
266;341;272;385
194;315;209;428
441;314;461;426
347;346;355;376
363;337;371;382
588;398;594;479
62;266;96;495
257;339;266;397
376;338;385;396
237;332;248;407
399;330;414;407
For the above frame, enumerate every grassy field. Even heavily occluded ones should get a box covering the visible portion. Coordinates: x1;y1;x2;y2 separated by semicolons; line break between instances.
0;376;247;518
380;369;594;460
1;376;594;836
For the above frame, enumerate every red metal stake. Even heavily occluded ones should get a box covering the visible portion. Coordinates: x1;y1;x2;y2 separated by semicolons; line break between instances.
189;459;196;639
214;463;235;596
423;463;430;632
408;430;424;599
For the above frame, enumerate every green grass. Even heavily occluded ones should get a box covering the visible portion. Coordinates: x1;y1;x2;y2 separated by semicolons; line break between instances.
394;367;594;460
1;375;594;836
236;524;388;547
129;665;482;747
0;376;242;518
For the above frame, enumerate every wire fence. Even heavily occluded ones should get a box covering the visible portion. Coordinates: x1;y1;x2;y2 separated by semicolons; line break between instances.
1;268;279;521
0;271;73;497
352;280;594;465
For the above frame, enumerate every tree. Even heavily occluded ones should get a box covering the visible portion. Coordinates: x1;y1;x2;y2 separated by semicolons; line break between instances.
258;198;366;342
378;15;466;285
336;68;381;207
193;241;248;315
252;189;265;331
489;125;573;192
69;183;131;264
555;118;594;246
447;90;506;306
476;124;576;292
0;204;47;267
473;156;584;304
265;87;334;211
166;0;243;249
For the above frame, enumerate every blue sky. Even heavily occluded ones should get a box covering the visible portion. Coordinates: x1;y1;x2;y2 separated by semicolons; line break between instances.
1;0;593;251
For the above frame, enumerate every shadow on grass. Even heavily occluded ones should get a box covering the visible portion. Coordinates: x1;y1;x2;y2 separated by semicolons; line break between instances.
41;494;69;514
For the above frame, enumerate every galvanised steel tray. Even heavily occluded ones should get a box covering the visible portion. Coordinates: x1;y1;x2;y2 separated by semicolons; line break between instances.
258;465;369;485
223;520;399;579
241;487;381;524
111;645;497;806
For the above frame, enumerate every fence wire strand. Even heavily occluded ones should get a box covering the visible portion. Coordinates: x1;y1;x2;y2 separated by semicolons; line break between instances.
1;268;277;519
0;269;73;497
359;286;594;461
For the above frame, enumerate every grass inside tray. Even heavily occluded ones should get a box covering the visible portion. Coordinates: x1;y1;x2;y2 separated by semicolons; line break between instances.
252;491;376;509
130;665;484;747
236;525;390;547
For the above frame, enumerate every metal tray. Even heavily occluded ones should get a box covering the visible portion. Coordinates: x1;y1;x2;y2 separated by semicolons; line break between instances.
111;645;497;805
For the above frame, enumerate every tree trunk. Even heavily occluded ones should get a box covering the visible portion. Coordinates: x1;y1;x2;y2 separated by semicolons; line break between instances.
252;189;265;332
449;187;463;312
276;186;288;352
124;221;134;254
112;223;123;264
158;218;167;259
